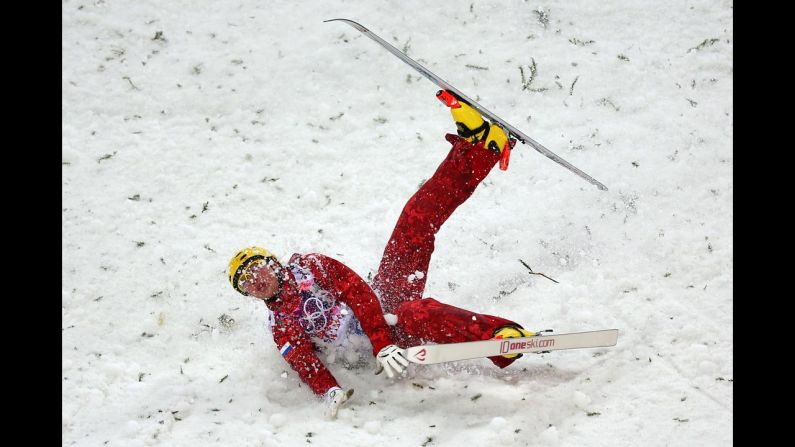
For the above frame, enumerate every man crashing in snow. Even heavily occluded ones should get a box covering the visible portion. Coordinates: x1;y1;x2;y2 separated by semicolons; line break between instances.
227;92;534;419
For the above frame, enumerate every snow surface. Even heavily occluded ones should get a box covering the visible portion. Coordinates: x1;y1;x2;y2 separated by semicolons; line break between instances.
62;0;733;445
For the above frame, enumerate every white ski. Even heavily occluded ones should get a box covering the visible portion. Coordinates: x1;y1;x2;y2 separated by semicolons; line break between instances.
405;329;619;364
325;18;608;191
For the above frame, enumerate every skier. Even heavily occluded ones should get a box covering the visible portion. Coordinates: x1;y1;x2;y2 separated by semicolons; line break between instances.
227;92;534;418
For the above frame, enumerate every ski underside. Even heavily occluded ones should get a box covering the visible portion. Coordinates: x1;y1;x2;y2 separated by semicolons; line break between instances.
325;18;608;191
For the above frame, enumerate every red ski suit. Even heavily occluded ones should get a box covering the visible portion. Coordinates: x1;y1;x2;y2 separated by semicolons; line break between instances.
265;134;520;396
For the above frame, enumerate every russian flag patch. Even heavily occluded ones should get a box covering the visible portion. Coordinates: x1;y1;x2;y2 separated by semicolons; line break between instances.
279;342;294;358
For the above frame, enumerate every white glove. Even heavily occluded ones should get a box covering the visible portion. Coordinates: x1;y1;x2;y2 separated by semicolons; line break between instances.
375;344;409;378
325;387;354;419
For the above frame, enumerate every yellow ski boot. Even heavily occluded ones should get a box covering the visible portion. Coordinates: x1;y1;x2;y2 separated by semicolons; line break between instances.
493;324;537;359
436;90;513;169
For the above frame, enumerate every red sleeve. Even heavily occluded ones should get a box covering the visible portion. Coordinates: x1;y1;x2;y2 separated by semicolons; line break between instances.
298;254;394;355
269;304;339;396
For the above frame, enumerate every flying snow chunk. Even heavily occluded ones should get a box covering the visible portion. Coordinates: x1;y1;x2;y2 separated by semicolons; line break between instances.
269;413;287;427
364;420;382;434
489;416;507;430
573;390;592;409
383;313;398;326
407;271;425;282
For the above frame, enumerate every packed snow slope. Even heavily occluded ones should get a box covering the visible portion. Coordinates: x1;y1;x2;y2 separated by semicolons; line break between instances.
62;0;732;445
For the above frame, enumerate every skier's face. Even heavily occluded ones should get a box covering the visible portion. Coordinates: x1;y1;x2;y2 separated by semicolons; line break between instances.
239;258;281;301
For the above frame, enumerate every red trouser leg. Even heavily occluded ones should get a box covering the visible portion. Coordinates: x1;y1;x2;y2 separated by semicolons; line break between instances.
393;298;520;368
372;134;500;314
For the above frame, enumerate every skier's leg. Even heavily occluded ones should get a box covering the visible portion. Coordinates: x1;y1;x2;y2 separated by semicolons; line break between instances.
372;134;500;314
392;297;528;368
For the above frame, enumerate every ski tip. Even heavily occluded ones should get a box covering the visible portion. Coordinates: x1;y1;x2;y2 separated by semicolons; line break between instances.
323;18;368;33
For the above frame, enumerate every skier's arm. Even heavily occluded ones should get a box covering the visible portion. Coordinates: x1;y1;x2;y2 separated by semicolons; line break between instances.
301;254;394;354
270;310;340;396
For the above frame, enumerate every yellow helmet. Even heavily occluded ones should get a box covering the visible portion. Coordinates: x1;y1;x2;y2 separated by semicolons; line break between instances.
228;246;276;295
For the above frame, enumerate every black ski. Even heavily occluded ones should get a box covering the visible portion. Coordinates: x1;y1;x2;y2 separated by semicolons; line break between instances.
325;18;608;191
